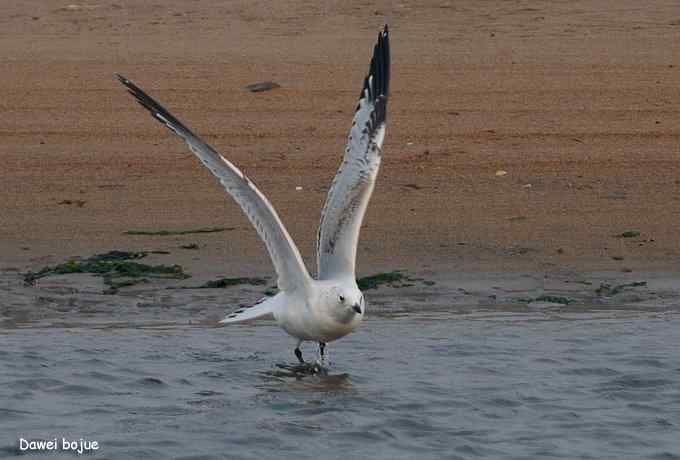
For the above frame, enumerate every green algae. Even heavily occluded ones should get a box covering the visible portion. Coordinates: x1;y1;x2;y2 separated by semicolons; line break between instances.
124;227;232;236
596;281;647;297
170;277;268;290
24;250;189;294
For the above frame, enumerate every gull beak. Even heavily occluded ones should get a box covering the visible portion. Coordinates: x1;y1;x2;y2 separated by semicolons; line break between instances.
352;303;362;314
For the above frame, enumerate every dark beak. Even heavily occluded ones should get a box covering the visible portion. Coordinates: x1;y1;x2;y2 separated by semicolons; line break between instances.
352;304;362;314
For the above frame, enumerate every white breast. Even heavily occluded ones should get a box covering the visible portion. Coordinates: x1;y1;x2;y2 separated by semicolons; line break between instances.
273;287;363;343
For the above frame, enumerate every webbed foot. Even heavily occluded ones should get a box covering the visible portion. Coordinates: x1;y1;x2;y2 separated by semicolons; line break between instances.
275;362;328;376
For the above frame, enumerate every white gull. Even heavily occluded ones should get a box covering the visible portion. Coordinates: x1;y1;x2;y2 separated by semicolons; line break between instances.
117;25;390;365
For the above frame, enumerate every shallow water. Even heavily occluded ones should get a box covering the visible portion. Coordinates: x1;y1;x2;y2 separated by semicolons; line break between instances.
1;306;679;459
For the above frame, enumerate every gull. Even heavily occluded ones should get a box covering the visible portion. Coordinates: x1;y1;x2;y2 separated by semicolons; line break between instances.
117;25;390;366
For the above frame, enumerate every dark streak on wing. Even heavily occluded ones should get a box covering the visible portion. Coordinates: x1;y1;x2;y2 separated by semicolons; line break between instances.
224;296;270;321
116;74;250;188
227;297;265;316
236;297;266;311
117;74;196;141
116;74;248;186
329;191;364;251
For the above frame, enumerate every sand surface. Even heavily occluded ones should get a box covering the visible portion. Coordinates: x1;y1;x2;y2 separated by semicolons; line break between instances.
1;0;679;282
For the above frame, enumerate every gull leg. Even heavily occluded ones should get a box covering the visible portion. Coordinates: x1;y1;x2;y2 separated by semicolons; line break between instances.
294;340;304;364
319;342;327;364
313;342;329;375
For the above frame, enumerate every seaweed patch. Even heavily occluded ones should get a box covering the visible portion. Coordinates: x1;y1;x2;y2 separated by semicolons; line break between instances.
532;295;576;305
171;277;268;290
24;250;189;294
124;227;233;236
356;272;434;290
596;281;647;297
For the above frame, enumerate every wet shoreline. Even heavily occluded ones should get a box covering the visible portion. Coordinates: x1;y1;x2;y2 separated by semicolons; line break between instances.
2;259;679;328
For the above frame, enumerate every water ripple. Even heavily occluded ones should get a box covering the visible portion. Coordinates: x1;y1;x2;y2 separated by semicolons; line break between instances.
0;309;678;459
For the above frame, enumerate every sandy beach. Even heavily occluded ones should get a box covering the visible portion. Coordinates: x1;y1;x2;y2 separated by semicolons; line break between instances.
1;0;679;284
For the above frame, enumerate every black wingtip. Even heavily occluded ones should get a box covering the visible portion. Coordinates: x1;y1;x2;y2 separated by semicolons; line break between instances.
115;73;133;89
365;26;390;95
115;73;196;140
358;25;390;125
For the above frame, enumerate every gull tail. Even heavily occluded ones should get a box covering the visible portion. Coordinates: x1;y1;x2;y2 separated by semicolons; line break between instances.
219;293;281;325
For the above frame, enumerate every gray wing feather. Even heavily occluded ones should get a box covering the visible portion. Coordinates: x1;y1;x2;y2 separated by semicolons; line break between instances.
117;75;311;293
317;26;390;280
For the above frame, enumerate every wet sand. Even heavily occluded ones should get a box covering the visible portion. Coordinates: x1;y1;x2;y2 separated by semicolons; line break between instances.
1;0;679;283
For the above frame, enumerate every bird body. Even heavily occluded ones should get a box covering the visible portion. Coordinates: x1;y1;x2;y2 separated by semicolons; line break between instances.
270;279;364;343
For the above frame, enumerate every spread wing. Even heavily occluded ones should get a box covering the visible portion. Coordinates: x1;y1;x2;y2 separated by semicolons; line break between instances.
316;26;390;280
117;75;311;293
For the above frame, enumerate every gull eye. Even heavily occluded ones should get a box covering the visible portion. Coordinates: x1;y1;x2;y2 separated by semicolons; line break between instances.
339;295;345;303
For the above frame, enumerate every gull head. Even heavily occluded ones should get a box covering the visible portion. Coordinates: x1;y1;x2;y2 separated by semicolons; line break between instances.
329;284;365;320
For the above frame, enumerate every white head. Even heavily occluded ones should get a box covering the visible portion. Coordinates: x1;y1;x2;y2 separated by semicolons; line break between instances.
327;284;365;324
